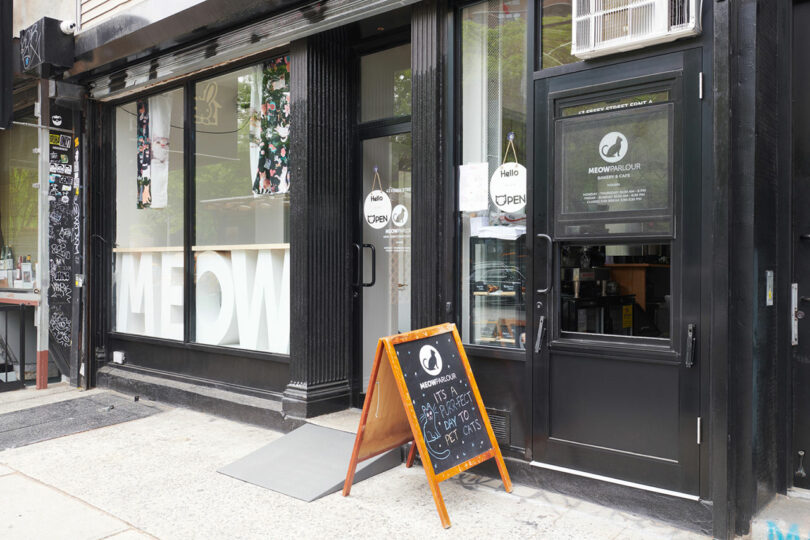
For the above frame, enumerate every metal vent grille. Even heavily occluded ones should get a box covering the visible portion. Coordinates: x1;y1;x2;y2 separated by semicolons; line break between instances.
486;407;511;445
573;0;700;59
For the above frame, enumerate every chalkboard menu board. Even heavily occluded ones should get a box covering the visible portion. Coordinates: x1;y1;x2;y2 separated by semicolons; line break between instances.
344;323;511;528
393;332;492;475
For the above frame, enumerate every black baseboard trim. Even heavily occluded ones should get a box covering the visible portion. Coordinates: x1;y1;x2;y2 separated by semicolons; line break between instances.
282;380;352;419
97;364;304;432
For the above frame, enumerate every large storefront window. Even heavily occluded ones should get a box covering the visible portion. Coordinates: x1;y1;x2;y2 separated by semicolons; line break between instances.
114;88;185;338
0;125;39;290
194;57;290;354
460;0;528;349
112;55;292;353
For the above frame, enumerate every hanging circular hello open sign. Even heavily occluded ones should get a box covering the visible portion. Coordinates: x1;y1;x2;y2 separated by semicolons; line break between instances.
364;167;392;229
489;133;527;213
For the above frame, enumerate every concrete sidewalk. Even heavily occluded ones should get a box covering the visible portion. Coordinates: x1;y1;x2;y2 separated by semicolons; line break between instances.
0;386;709;539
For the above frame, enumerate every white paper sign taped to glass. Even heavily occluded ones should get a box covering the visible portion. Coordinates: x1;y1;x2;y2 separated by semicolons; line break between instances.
554;103;674;239
458;163;489;212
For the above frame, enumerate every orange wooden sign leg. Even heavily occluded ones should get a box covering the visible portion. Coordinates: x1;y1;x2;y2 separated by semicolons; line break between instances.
343;341;385;497
427;475;451;529
405;441;417;468
493;452;513;493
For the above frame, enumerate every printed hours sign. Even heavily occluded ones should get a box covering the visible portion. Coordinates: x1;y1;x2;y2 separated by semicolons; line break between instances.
558;103;673;216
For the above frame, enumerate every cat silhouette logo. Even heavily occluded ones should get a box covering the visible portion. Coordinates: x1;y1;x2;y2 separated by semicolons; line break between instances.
419;345;443;376
391;204;409;227
599;131;628;163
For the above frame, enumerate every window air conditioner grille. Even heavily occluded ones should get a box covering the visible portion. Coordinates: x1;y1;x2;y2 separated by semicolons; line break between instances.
670;0;690;28
572;0;701;59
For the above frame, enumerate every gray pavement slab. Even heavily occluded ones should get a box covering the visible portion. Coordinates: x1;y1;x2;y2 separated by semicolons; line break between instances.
0;404;709;539
0;472;134;540
751;491;810;540
0;392;161;450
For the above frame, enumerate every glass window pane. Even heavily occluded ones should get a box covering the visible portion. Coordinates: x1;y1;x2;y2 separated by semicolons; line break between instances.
560;243;671;338
361;133;412;387
113;88;185;339
460;0;528;349
542;0;578;69
360;44;412;122
193;57;291;354
0;125;39;289
555;102;674;238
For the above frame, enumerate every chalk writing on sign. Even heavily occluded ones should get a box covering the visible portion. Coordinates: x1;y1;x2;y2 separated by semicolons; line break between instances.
394;333;492;475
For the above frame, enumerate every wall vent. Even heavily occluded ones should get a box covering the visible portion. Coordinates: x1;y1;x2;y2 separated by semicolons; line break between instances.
486;407;511;445
573;0;701;60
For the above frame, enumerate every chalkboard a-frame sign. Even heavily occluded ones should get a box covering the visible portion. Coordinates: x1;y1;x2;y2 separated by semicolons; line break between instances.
343;323;512;528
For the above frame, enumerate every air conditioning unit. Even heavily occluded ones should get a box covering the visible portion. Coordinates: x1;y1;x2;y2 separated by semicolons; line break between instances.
572;0;701;59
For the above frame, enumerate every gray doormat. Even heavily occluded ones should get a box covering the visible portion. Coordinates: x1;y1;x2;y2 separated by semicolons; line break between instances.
0;392;160;450
218;423;401;502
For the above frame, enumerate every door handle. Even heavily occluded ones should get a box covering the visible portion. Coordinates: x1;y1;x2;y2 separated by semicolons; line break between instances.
534;315;546;353
352;244;362;288
536;234;553;294
794;283;800;346
684;323;696;368
362;243;376;287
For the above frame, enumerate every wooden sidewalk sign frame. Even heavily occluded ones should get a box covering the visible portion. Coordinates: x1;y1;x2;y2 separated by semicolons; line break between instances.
342;323;512;528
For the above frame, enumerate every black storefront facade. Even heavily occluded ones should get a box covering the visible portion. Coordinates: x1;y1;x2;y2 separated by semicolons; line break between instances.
39;0;804;537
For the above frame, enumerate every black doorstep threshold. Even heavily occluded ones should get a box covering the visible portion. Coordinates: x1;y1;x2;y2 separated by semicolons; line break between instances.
96;364;304;433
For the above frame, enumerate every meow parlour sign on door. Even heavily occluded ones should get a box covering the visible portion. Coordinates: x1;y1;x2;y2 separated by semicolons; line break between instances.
343;323;512;528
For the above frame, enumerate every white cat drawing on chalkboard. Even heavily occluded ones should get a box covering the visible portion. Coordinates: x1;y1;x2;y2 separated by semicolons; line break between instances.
423;350;438;372
419;405;450;460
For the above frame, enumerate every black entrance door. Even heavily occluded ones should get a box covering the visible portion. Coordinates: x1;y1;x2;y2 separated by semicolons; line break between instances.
532;50;703;495
792;0;810;490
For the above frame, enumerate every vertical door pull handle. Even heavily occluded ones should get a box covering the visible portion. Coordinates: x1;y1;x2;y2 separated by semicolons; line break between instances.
536;234;553;294
684;323;696;368
534;315;546;353
362;244;376;287
352;243;361;288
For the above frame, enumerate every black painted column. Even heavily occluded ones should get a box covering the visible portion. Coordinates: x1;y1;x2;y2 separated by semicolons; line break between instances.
411;0;451;329
283;29;355;418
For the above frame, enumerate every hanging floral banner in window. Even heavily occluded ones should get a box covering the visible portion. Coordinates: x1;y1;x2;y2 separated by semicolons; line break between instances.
250;55;291;195
136;99;151;208
135;95;172;209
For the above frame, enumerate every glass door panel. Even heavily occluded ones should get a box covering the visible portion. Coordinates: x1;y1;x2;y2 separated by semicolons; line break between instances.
361;133;412;389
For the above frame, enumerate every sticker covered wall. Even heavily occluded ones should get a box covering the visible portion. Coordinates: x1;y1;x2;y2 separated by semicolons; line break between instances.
48;107;80;375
